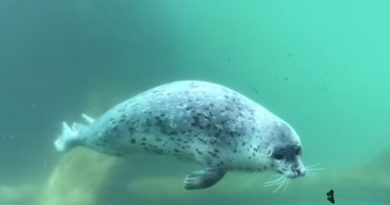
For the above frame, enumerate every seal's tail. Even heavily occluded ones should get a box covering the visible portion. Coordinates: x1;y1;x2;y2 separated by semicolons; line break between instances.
54;113;95;152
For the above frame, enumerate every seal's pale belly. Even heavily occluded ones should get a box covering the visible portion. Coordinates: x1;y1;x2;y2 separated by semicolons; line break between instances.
55;80;306;190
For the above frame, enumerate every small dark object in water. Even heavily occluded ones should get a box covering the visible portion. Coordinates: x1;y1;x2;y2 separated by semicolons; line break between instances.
326;189;335;204
252;87;259;94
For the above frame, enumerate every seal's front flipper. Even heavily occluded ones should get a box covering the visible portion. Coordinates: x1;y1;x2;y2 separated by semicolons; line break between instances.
184;167;226;190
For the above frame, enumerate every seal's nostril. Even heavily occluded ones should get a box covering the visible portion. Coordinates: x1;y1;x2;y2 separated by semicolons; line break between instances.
297;169;306;176
293;168;305;176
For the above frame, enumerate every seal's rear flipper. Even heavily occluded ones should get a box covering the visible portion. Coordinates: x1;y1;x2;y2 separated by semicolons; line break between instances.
184;167;226;190
54;113;94;152
54;122;82;152
81;113;95;124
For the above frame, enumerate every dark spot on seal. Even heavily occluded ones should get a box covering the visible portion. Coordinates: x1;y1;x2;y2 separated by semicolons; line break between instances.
128;127;135;134
208;151;220;159
195;148;203;155
146;119;152;127
130;139;136;144
114;152;123;157
96;142;106;147
214;131;221;138
217;161;225;168
155;149;164;155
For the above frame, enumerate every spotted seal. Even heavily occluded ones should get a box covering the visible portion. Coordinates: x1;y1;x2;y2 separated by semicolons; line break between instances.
54;80;306;190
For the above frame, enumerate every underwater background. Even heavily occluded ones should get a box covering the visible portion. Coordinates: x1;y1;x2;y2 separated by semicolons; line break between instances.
1;0;389;204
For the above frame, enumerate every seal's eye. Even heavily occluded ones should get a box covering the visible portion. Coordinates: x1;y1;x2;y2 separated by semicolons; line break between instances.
295;146;302;155
272;153;284;160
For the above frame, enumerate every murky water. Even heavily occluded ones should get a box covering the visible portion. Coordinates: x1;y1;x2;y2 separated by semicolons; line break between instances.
1;0;389;204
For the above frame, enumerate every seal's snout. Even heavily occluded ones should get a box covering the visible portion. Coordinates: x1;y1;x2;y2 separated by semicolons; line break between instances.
287;165;306;178
293;167;306;177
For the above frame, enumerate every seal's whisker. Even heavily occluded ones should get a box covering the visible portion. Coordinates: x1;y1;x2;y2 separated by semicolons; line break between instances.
263;174;288;193
306;163;322;169
305;163;324;176
306;169;322;176
263;175;285;187
282;178;290;191
264;176;283;185
264;178;282;187
280;177;289;192
307;167;324;172
263;174;283;185
272;183;283;192
272;176;287;193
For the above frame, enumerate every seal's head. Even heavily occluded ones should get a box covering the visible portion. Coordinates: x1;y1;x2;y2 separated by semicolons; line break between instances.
266;121;306;179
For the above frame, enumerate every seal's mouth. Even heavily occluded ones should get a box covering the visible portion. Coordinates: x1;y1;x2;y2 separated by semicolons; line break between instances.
285;167;306;179
264;166;306;192
274;165;306;179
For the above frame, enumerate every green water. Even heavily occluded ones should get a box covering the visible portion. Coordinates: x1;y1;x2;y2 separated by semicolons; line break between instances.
1;0;389;204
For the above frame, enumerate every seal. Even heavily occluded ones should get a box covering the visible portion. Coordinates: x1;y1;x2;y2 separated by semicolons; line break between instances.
54;80;306;190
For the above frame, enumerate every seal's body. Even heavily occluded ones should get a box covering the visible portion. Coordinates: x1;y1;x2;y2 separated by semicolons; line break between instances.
55;81;306;190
